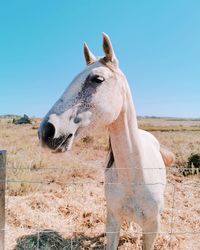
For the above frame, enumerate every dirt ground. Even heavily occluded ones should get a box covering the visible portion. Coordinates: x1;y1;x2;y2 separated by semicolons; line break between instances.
0;117;200;249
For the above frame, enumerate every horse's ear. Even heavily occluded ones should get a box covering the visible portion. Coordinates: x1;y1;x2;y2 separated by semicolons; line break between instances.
83;43;96;65
102;32;118;66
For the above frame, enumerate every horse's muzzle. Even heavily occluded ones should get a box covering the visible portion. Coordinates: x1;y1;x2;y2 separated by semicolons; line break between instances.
38;121;73;152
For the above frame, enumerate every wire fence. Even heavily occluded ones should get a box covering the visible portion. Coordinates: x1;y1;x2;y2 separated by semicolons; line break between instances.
1;150;200;249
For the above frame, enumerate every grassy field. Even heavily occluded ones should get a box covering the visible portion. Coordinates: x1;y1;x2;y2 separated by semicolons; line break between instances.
0;116;200;249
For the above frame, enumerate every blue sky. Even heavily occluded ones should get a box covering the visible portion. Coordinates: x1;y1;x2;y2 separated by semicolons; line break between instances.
0;0;200;118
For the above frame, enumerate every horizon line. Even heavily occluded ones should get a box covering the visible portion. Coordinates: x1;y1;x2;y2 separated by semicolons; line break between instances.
1;114;200;120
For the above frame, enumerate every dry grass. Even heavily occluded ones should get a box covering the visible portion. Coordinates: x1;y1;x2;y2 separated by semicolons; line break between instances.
138;118;200;167
0;117;200;249
0;118;108;196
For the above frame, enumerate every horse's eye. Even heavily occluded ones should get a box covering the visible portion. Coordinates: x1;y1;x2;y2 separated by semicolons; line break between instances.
74;117;81;124
91;75;105;84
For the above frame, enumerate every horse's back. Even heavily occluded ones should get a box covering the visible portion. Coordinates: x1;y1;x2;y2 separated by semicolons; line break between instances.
139;129;166;208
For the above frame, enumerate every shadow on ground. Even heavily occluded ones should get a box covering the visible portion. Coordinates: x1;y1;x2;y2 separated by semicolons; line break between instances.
14;229;140;249
14;230;106;250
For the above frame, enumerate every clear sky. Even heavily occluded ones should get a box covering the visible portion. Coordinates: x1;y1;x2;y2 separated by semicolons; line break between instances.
0;0;200;118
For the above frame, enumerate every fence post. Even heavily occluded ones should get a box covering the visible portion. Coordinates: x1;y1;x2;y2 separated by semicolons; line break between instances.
0;150;6;250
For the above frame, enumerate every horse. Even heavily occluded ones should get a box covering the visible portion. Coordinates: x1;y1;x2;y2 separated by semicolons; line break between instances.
38;33;175;249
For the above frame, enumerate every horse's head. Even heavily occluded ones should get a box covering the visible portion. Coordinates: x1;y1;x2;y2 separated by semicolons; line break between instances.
39;33;126;152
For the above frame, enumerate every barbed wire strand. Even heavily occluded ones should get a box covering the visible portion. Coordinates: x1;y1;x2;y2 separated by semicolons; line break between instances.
3;166;200;249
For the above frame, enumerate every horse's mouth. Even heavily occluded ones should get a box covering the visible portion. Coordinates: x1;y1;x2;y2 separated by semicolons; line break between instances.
45;133;73;153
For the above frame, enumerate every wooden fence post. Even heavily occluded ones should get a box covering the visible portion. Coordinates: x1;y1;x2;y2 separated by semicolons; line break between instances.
0;150;6;250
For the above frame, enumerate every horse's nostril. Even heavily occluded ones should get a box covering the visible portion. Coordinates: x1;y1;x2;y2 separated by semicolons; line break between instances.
42;122;55;142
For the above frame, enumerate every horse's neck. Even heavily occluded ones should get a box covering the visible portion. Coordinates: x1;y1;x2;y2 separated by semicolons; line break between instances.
108;83;144;184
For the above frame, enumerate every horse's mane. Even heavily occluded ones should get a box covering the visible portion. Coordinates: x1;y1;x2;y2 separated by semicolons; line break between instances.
106;137;114;169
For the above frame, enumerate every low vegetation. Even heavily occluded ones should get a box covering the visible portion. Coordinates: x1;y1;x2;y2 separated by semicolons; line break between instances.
15;230;66;250
182;153;200;176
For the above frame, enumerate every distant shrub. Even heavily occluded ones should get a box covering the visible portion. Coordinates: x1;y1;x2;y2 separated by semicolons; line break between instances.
183;153;200;176
188;153;200;168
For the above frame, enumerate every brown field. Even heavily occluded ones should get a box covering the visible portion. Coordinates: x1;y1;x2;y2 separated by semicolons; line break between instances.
0;117;200;249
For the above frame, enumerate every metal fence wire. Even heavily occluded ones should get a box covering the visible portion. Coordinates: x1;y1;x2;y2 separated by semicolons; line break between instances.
1;150;200;249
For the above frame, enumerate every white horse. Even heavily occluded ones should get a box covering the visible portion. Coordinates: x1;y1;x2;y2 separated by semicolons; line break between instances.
39;33;174;249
